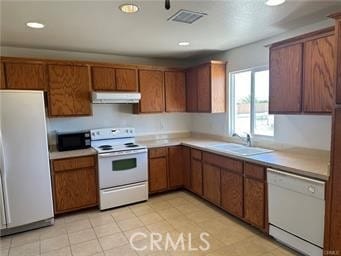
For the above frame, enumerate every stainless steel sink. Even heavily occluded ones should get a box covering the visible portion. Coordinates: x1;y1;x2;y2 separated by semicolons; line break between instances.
208;143;273;156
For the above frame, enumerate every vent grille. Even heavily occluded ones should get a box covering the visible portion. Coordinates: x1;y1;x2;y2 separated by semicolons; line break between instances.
168;9;207;24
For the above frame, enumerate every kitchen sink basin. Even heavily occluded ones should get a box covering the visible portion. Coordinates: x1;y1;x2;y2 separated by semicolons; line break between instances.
208;143;273;156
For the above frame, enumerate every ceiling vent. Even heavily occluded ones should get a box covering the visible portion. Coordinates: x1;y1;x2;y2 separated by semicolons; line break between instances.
168;9;207;24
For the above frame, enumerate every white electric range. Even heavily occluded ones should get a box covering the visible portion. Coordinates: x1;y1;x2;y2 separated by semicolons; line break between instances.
91;127;148;210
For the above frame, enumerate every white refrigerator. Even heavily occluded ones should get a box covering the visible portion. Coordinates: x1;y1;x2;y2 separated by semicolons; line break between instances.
0;90;54;236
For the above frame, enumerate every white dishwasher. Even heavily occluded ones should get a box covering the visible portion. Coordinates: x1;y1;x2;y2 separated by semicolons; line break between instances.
267;168;325;256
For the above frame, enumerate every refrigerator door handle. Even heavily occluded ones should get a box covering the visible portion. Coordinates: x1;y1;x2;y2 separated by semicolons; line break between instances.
0;174;7;226
0;131;11;225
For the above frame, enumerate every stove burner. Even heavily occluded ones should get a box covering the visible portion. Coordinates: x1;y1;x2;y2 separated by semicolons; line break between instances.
126;144;138;148
98;145;113;150
124;143;134;146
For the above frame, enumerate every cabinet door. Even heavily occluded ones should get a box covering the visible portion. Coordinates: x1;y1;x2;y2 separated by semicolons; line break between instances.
149;157;168;193
48;64;91;116
139;70;164;113
244;177;265;229
0;62;5;89
91;66;116;91
221;169;243;218
197;64;211;112
186;68;198;112
168;146;184;188
54;167;97;213
165;71;186;112
336;18;341;105
191;158;203;196
183;147;191;190
203;163;221;206
303;35;335;113
269;44;303;113
116;68;137;91
5;62;46;90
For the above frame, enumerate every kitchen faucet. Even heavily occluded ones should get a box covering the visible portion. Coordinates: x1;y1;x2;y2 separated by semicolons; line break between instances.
232;133;252;147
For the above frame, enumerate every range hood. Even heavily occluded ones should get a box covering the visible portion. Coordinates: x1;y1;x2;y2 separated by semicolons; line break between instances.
92;92;141;104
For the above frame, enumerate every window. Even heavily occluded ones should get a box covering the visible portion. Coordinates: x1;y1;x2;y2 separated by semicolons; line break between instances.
230;67;274;137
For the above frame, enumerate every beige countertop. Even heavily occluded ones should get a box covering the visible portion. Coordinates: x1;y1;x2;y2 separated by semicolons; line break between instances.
49;135;330;180
49;147;97;160
138;137;330;181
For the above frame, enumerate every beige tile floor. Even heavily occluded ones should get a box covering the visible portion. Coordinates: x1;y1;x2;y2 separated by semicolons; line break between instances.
0;191;301;256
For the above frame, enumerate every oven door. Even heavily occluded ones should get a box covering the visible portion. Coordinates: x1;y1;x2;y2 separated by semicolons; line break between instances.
98;150;148;189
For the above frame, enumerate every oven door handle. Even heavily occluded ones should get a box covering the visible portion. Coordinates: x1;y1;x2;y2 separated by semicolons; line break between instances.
98;149;147;158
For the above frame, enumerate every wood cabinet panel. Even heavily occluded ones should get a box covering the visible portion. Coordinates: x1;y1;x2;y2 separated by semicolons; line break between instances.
244;162;265;180
329;108;341;249
191;149;202;160
191;158;203;196
149;157;168;193
91;66;116;91
197;64;211;112
53;156;95;172
211;63;226;113
53;167;97;213
269;44;303;113
168;146;184;188
138;70;164;113
203;163;221;206
303;35;335;113
183;147;191;190
149;147;168;158
116;68;137;91
165;71;186;112
221;169;243;218
203;152;243;173
244;178;265;229
186;68;198;112
5;62;46;90
48;64;91;116
0;62;5;89
336;19;341;104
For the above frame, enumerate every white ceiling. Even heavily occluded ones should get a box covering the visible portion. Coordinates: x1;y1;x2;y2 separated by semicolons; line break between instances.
1;0;341;59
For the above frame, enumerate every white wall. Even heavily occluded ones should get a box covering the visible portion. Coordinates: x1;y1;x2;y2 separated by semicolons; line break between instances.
47;104;192;144
190;19;333;150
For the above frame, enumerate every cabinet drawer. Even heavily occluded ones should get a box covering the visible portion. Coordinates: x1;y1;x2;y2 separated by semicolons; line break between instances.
191;149;202;160
244;162;265;180
53;156;95;172
149;147;168;158
203;152;243;174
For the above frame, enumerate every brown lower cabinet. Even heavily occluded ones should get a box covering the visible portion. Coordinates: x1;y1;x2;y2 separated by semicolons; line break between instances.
148;146;187;193
190;149;203;196
203;163;221;206
51;155;98;214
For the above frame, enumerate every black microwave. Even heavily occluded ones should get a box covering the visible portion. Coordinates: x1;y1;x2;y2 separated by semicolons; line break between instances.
57;131;91;151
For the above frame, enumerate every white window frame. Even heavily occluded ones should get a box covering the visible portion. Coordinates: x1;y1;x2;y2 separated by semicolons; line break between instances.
229;65;273;138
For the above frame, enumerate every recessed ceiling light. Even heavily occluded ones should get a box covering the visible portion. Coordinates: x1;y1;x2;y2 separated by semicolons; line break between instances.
265;0;286;6
178;41;190;46
119;4;139;13
26;22;45;29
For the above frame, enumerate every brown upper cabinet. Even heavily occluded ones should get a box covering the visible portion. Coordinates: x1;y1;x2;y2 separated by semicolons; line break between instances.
165;71;186;112
303;35;335;113
3;61;47;90
91;66;116;91
48;64;92;117
137;69;164;113
0;62;5;89
91;66;137;92
116;68;138;91
186;61;227;113
269;27;335;114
